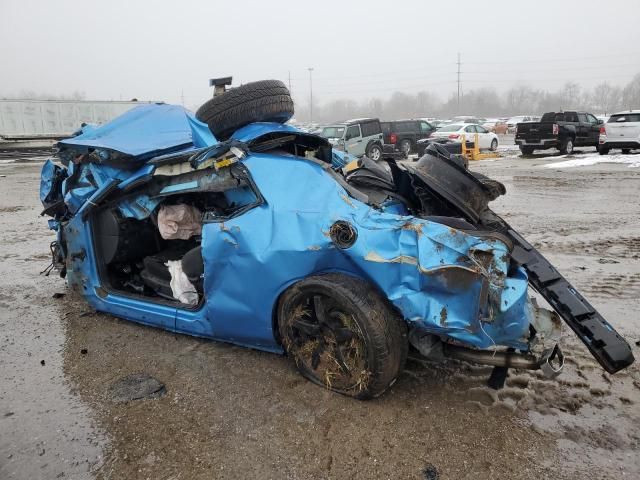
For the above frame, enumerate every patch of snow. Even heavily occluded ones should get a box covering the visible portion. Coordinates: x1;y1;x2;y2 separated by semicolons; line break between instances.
543;153;640;169
497;144;520;153
534;154;568;161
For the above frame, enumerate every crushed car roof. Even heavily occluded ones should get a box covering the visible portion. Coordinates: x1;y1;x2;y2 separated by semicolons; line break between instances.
58;103;217;159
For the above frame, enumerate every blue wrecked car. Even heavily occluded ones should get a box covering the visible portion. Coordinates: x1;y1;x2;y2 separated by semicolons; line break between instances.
40;80;633;399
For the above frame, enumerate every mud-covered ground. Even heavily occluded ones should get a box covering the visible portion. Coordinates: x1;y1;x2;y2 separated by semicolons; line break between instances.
1;148;639;479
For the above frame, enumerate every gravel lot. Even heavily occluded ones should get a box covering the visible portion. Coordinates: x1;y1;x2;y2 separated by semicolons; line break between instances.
1;147;639;479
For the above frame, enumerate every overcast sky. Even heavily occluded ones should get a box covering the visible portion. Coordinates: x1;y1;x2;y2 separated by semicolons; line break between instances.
1;0;639;110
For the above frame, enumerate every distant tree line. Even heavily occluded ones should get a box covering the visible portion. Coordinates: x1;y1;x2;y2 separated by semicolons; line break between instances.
294;73;640;123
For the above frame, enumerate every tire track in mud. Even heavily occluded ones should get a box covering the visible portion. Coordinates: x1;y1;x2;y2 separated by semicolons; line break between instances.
574;273;640;300
405;336;640;478
473;156;640;478
535;236;640;258
406;352;627;414
512;175;591;189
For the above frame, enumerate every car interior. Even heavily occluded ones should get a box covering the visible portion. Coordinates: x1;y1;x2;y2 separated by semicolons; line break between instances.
93;193;216;307
91;159;262;308
88;132;332;308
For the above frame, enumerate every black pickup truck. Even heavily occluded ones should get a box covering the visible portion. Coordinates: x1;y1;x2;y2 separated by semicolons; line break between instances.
515;111;603;155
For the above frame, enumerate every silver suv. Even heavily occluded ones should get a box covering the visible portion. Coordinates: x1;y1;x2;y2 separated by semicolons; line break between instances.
320;118;384;160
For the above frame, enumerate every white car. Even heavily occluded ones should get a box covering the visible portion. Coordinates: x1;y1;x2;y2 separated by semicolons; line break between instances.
506;115;536;133
599;110;640;155
430;123;499;150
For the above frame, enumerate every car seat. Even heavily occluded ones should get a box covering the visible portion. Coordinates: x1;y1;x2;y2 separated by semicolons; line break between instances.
140;245;203;301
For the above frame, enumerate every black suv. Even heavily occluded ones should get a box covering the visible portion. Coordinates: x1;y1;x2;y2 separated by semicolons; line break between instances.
380;119;436;156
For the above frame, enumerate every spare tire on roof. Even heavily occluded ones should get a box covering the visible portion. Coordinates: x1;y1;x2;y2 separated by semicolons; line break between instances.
196;80;294;140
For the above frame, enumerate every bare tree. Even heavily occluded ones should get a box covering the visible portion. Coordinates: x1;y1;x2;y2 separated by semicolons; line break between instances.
621;73;640;110
293;72;640;123
591;82;621;114
560;82;581;109
506;85;536;114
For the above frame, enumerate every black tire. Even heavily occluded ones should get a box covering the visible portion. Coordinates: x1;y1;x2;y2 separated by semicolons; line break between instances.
599;147;610;155
366;143;383;161
399;139;412;156
622;149;631;154
196;80;294;140
519;146;534;155
277;273;408;400
490;138;498;151
559;137;574;155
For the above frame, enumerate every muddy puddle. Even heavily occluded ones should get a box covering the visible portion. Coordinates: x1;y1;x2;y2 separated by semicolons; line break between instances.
0;163;104;480
1;158;639;479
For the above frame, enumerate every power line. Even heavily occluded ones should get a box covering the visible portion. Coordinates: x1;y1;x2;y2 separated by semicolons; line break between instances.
316;80;456;96
301;70;456;88
282;52;640;84
465;51;640;65
308;67;314;123
463;63;640;76
457;52;461;112
285;62;639;96
463;72;637;85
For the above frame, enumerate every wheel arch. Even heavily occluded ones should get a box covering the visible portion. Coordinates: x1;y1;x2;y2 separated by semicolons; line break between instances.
270;268;403;347
365;139;382;152
562;127;577;139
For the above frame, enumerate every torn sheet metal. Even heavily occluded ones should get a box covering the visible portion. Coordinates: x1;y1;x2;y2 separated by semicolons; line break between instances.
58;104;216;160
185;152;531;351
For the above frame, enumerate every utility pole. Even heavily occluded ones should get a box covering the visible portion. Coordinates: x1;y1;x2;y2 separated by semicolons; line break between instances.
288;71;292;93
308;67;314;123
456;52;461;113
181;89;185;106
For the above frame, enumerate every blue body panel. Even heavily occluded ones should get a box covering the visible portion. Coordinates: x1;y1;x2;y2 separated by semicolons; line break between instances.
41;104;534;356
59;103;216;159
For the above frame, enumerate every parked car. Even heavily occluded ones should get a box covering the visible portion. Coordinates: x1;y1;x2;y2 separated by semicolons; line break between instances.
506;115;536;133
320;118;384;160
452;116;486;125
428;119;447;129
39;80;634;400
515;111;602;155
429;123;499;150
483;119;508;135
380;119;436;156
598;110;640;155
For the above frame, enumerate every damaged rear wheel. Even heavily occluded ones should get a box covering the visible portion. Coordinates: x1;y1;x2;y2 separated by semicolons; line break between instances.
277;274;407;399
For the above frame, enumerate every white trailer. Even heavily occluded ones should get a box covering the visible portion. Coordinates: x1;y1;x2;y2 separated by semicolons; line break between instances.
0;99;156;144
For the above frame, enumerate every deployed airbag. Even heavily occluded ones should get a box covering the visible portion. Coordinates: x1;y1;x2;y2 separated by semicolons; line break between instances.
166;260;198;306
157;204;202;240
